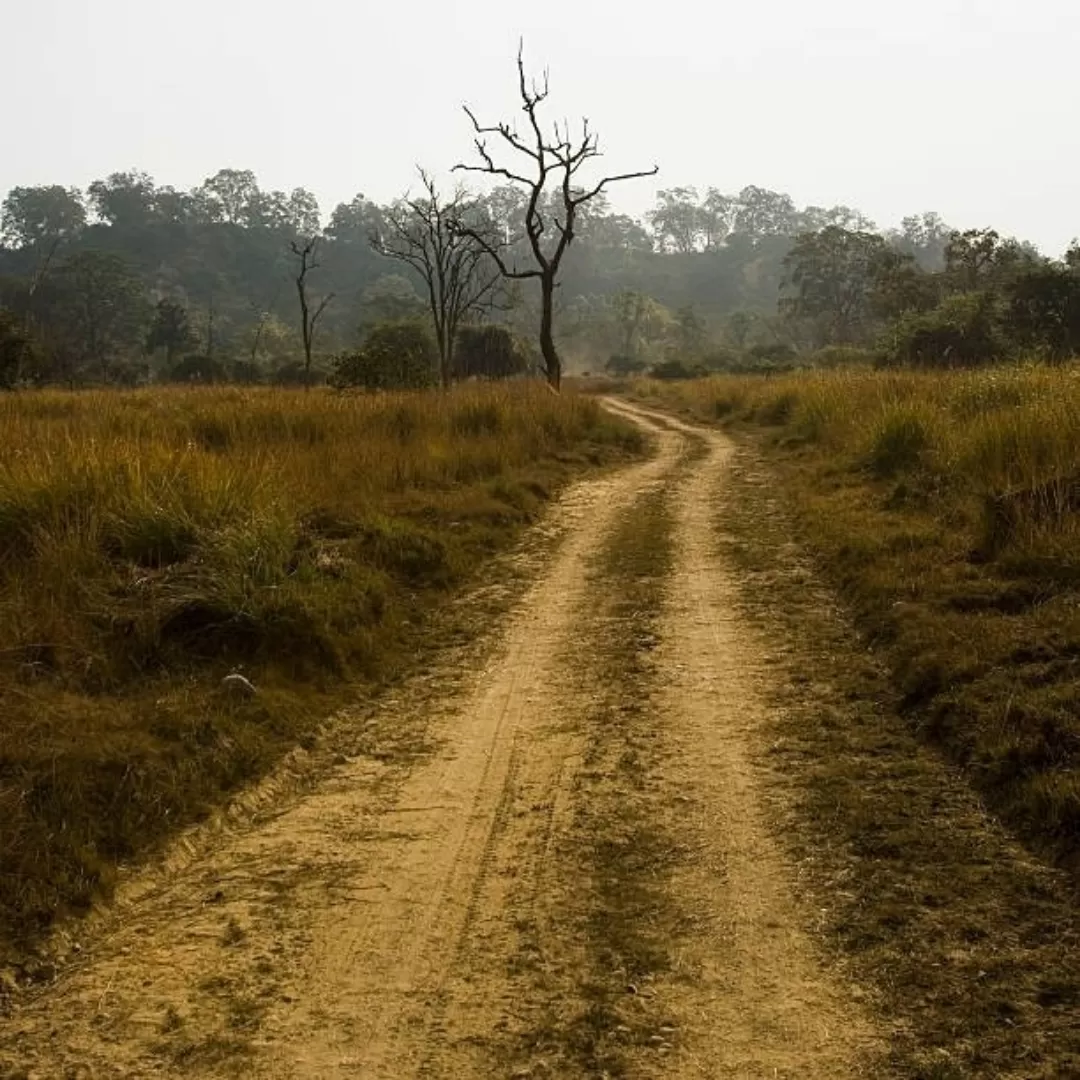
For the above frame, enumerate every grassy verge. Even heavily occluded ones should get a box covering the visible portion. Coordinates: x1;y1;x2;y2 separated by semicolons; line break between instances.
0;382;642;962
627;368;1080;884
713;446;1080;1079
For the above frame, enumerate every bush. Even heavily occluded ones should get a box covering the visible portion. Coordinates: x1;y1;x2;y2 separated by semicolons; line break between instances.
881;292;1004;368
699;346;746;372
272;360;326;387
605;353;648;377
649;359;707;381
168;354;227;383
453;324;529;380
1002;264;1080;361
808;345;878;369
332;320;438;390
866;407;932;478
0;310;36;389
748;342;798;366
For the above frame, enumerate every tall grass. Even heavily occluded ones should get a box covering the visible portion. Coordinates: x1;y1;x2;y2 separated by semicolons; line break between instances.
0;382;641;956
634;367;1080;879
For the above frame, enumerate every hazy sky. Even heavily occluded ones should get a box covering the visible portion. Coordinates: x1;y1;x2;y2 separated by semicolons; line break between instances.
4;0;1078;253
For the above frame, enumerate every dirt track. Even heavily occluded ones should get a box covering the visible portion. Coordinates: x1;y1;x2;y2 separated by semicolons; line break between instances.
0;401;882;1078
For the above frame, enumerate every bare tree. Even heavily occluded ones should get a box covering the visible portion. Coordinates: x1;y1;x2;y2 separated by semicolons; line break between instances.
455;44;657;389
371;170;505;387
290;236;334;386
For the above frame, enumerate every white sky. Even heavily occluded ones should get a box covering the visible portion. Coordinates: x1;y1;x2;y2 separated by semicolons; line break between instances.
4;0;1078;254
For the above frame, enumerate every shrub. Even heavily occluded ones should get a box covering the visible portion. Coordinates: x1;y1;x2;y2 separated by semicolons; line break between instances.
0;310;36;389
168;354;227;383
649;359;707;381
747;342;798;368
866;408;932;478
881;292;1004;368
332;320;438;390
1002;264;1080;361
605;353;648;377
808;345;878;369
453;324;529;380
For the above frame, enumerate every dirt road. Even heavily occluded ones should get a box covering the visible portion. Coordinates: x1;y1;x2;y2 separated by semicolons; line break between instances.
0;401;882;1078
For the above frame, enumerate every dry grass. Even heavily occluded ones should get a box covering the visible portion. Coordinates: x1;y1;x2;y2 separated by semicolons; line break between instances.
714;449;1080;1079
629;366;1080;883
0;382;642;959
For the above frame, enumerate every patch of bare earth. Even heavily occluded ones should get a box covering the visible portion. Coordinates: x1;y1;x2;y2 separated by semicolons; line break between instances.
0;400;889;1079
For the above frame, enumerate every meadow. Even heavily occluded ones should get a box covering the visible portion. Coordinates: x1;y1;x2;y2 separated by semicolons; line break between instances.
0;383;641;955
633;367;1080;881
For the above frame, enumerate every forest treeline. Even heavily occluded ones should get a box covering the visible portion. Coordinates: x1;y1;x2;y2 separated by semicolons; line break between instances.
1;168;1077;386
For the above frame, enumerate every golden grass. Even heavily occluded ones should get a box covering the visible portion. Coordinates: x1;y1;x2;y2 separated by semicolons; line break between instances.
0;382;642;957
632;367;1080;880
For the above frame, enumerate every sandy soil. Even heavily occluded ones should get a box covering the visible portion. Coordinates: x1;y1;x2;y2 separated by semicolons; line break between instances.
0;400;881;1079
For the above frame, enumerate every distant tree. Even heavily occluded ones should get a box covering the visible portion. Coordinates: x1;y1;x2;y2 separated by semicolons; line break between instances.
609;289;673;362
0;309;36;388
579;211;652;252
87;170;159;228
611;289;650;361
943;228;1031;293
326;193;384;244
153;186;194;225
455;44;657;389
699;188;736;251
781;226;888;344
869;249;940;321
246;187;321;234
724;309;759;349
733;186;799;240
647;187;703;253
671;304;709;359
285;188;321;236
1002;263;1080;360
146;298;196;365
359;275;427;331
891;212;952;269
198;169;260;225
371;171;506;386
57;251;148;382
1;185;86;250
289;236;335;386
800;205;877;233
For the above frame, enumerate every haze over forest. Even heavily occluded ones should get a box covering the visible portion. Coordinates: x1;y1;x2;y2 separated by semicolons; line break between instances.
3;0;1080;387
6;0;1079;253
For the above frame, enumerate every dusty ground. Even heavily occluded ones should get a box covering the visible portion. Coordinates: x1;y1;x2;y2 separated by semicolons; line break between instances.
6;399;1072;1078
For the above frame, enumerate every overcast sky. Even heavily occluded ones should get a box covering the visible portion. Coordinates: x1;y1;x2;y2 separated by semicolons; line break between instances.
4;0;1078;253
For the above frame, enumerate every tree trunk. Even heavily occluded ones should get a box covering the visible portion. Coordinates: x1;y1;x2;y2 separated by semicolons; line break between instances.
436;324;450;389
539;277;560;390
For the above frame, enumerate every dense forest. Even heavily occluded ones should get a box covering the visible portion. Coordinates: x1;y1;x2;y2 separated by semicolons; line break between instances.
1;167;1077;387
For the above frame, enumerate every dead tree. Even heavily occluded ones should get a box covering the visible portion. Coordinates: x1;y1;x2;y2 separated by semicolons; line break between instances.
455;44;657;390
290;236;334;386
371;170;505;387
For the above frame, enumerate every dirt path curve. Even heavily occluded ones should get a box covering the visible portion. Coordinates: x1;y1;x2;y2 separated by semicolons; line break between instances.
0;400;880;1079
